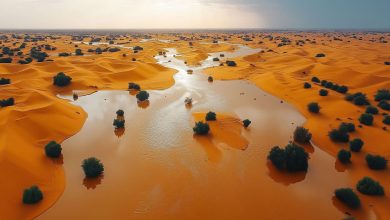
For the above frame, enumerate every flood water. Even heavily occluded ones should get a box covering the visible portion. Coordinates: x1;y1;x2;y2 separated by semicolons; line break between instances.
39;44;350;220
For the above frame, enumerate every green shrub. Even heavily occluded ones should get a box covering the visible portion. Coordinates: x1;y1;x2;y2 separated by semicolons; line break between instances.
366;106;379;114
304;82;311;89
226;60;237;67
311;76;320;83
337;85;348;94
45;141;62;158
128;82;141;90
339;122;355;133
243;119;251;128
337;149;351;163
193;121;210;135
75;48;83;56
23;185;43;204
0;57;12;63
334;188;361;209
82;157;104;178
346;92;369;106
366;154;387;170
325;82;334;89
0;97;14;107
378;100;390;110
136;91;149;102
205;111;216;121
321;80;328;86
308;102;320;113
383;115;390;125
268;143;308;172
53;72;72;87
349;138;364;152
208;76;213;82
319;89;328;96
359;113;374;125
356;177;385;196
374;89;390;102
0;77;10;85
293;126;312;143
328;129;349;142
315;53;326;58
116;109;124;117
113;119;125;128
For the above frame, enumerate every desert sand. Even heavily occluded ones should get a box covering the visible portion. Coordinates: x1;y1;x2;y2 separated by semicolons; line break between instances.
0;31;389;219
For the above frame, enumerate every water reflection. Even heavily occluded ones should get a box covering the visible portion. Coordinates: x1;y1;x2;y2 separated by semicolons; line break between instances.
137;100;150;109
114;128;125;137
267;161;306;186
83;176;104;190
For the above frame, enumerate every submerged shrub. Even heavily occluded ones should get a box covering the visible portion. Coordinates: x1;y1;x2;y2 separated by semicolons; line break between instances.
359;113;374;126
378;100;390;110
128;82;141;90
116;109;124;117
374;89;390;102
339;122;355;133
113;119;125;128
337;149;351;164
311;76;320;83
136;90;149;102
334;188;361;209
356;177;385;196
304;82;311;89
205;111;216;121
23;185;43;204
193;121;210;135
82;157;104;178
293;126;312;143
329;129;349;142
0;77;10;85
0;97;14;107
243;119;251;128
366;154;387;170
366;106;379;115
53;72;72;87
45;141;62;158
308;102;320;113
349;138;364;152
383;115;390;125
268;143;309;172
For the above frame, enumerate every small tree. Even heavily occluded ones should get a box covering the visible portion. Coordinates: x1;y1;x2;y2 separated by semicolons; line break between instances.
205;111;216;121
365;106;378;115
23;185;43;204
208;76;213;82
0;97;14;107
374;89;390;102
128;82;141;90
82;157;104;178
349;138;364;152
356;177;385;196
304;82;311;89
243;119;251;128
193;121;210;135
0;77;10;85
75;48;83;56
337;149;351;164
337;85;348;94
319;89;328;96
366;154;387;170
45;141;62;158
328;129;349;142
268;143;308;172
136;91;149;102
226;60;237;67
359;113;374;126
308;102;320;113
339;122;355;133
315;53;325;58
334;188;360;209
113;119;125;128
383;115;390;125
116;109;124;117
311;76;320;83
378;100;390;110
293;126;312;143
53;72;72;87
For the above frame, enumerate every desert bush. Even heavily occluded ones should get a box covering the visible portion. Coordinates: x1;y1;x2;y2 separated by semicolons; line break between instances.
0;57;12;63
319;89;328;96
205;111;216;121
113;119;125;128
293;126;312;143
58;52;70;57
356;177;385;196
193;121;210;135
23;186;43;204
116;109;124;117
315;53;326;58
325;82;334;89
82;157;104;178
108;47;120;52
53;72;72;87
320;80;328;87
304;82;311;89
311;76;320;83
133;46;143;51
328;129;349;142
337;149;351;164
243;119;251;128
45;141;62;158
75;48;83;56
383;115;390;125
374;89;390;101
366;154;387;170
0;97;14;107
339;122;355;133
337;85;348;94
128;82;141;90
268;143;308;172
208;76;213;82
346;92;369;106
334;188;360;209
366;106;379;115
226;60;237;67
212;57;220;61
349;138;364;152
136;91;149;102
359;113;374;126
308;102;320;113
378;100;390;110
0;77;10;85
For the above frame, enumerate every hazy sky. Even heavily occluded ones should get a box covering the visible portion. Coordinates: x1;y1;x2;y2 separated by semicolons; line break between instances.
0;0;389;29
